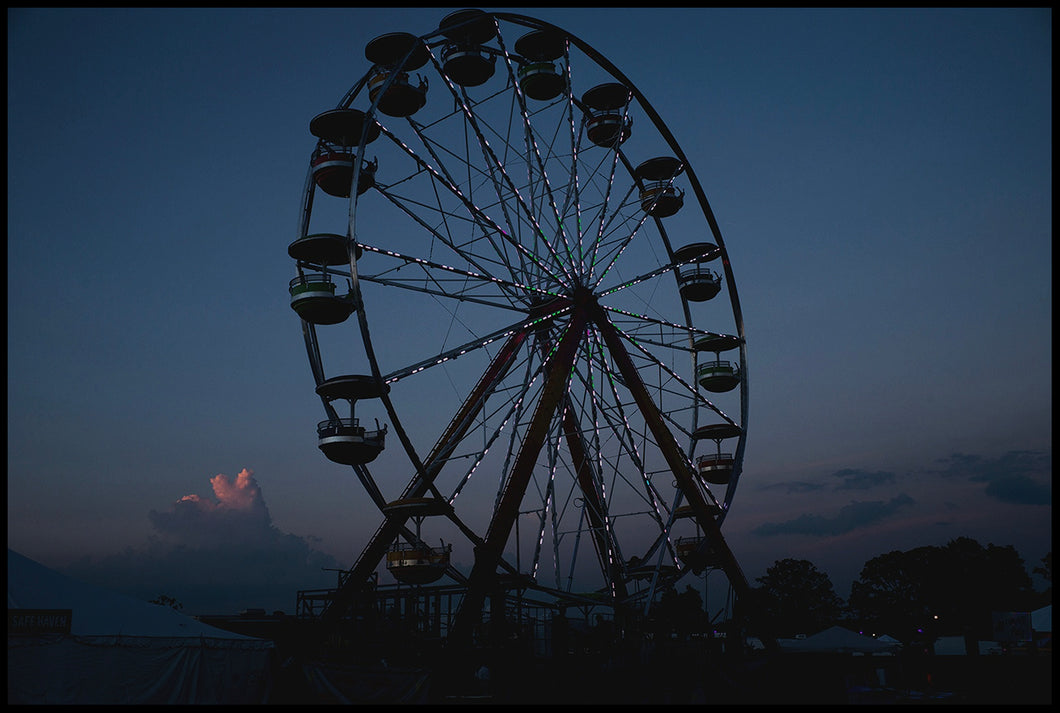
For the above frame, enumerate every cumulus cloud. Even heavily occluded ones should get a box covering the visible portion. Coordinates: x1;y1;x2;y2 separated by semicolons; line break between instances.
148;468;272;547
751;493;915;537
63;468;343;614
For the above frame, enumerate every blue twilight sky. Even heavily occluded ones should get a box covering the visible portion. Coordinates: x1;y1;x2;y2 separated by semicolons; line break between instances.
7;7;1051;615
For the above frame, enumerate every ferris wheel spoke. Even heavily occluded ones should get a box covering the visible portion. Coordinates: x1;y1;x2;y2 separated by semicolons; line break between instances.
375;122;567;290
593;319;699;470
572;388;671;545
590;202;659;293
596;256;689;301
562;353;680;592
371;182;533;300
426;53;576;289
496;30;580;263
558;50;588;272
604;315;739;429
546;48;593;270
354;240;559;308
576;183;641;285
403;90;566;292
604;306;719;360
601;304;705;338
357;272;521;313
581;332;673;516
428;120;537;286
401;68;538;283
591;157;691;294
445;336;552;505
491;29;580;278
412;113;543;283
379;162;540;294
380;308;565;385
569;354;643;495
557;400;628;600
583;146;629;285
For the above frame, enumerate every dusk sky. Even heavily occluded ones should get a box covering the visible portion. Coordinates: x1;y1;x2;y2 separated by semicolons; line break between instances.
7;7;1051;616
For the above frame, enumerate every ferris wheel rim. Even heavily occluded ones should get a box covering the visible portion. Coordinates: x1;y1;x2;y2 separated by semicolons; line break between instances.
291;9;750;617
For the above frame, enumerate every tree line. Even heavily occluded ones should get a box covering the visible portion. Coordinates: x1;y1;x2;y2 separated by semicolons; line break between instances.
737;537;1051;644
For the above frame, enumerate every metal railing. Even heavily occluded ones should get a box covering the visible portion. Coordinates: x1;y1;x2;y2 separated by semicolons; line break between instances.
696;453;734;466
316;418;386;441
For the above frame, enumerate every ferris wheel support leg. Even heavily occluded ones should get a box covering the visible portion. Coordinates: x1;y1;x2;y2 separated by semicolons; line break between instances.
450;306;590;648
320;329;529;625
591;309;757;610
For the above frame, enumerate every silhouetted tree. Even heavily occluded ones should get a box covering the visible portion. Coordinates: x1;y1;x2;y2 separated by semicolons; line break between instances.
149;593;183;611
1032;551;1051;606
745;558;844;638
849;537;1034;644
1032;551;1052;582
653;584;706;639
847;547;933;642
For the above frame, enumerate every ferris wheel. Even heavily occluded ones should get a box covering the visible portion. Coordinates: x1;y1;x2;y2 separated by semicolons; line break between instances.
288;9;751;633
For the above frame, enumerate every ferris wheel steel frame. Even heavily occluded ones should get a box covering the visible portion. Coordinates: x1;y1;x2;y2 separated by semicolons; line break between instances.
288;10;752;637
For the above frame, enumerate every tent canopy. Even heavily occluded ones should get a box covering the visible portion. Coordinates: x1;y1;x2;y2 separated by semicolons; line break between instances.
1031;604;1051;633
778;625;900;654
7;549;266;639
7;549;273;704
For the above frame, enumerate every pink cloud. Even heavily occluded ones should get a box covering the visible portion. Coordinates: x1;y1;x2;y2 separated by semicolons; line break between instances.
69;468;344;614
209;468;262;511
149;468;272;545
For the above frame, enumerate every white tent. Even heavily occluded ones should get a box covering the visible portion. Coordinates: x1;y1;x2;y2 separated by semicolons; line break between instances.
1031;604;1051;634
7;549;274;704
932;636;1003;655
778;625;901;654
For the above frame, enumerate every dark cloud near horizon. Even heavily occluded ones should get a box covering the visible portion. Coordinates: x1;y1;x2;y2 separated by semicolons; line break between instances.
62;469;343;614
932;450;1051;506
757;481;826;494
758;468;894;496
983;475;1052;506
831;468;896;491
751;493;916;537
933;450;1049;482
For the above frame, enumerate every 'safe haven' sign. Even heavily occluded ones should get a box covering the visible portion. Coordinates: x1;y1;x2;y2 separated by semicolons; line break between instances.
8;609;73;635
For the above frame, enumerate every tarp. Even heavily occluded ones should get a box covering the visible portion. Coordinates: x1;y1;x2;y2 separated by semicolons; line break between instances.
7;549;274;704
933;636;1003;655
1031;604;1051;633
778;625;900;654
